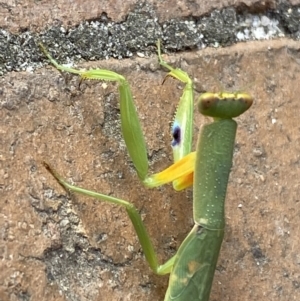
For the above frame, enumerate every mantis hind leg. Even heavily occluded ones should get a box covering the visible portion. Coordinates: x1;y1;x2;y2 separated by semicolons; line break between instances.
43;162;175;275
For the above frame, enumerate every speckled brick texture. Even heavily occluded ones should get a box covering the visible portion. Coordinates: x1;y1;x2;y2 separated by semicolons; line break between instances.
1;1;300;301
0;0;278;33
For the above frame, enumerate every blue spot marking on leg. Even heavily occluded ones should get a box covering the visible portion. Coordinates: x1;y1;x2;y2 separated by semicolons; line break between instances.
171;121;181;147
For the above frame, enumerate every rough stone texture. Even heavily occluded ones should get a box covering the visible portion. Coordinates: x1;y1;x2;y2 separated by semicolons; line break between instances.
0;0;278;33
1;37;300;301
1;0;300;300
4;4;299;76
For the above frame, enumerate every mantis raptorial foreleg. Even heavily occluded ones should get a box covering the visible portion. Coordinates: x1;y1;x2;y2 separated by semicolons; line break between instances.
39;41;194;190
39;41;194;277
41;41;253;301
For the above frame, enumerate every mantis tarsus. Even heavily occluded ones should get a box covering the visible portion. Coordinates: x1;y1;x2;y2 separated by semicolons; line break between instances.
40;41;253;301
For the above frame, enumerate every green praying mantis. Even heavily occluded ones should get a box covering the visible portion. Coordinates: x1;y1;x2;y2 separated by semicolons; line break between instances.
40;41;253;301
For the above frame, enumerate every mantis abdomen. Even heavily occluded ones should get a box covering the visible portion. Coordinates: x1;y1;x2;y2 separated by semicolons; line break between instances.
40;41;253;301
164;93;252;301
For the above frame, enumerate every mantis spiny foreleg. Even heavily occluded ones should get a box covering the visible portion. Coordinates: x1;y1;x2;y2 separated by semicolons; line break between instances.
41;42;253;301
39;41;194;189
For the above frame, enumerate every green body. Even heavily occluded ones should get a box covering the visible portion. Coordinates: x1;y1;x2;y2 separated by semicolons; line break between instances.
40;41;253;301
165;225;224;301
165;119;237;300
194;119;237;229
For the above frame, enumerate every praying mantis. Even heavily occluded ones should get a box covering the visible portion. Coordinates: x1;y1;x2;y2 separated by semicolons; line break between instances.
40;41;253;301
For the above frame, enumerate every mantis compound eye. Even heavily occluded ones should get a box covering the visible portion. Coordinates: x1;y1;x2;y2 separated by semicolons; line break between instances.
171;121;181;147
198;92;253;118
